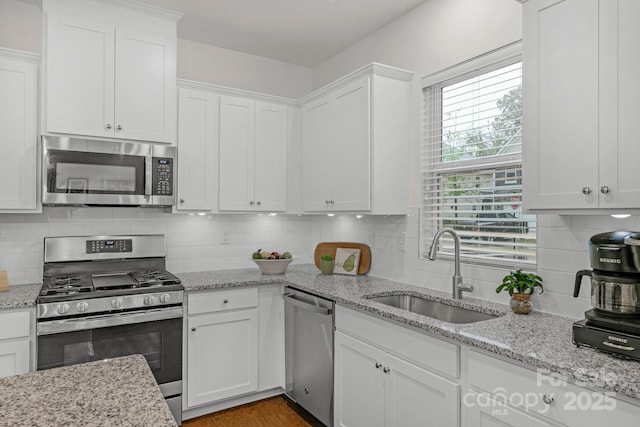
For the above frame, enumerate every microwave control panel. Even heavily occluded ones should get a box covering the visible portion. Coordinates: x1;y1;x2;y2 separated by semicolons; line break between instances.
152;157;174;196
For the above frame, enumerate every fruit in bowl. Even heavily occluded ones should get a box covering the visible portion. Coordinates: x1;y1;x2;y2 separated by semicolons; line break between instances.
251;249;294;275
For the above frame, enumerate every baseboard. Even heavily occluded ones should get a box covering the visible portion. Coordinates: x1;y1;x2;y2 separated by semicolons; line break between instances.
182;387;284;421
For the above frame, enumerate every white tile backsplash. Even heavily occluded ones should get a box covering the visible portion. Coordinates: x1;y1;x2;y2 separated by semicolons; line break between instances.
0;206;629;319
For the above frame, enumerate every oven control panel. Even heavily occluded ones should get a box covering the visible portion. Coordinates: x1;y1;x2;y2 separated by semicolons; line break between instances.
86;239;133;254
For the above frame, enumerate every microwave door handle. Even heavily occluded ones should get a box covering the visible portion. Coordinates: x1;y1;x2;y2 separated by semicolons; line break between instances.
145;155;153;198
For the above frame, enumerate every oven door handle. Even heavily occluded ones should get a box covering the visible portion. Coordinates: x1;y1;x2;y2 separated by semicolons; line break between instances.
37;307;183;335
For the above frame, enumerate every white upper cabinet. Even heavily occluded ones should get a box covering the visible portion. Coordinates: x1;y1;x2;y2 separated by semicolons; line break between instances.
176;86;219;212
43;0;179;144
523;0;640;211
0;51;38;212
300;63;413;214
219;95;289;212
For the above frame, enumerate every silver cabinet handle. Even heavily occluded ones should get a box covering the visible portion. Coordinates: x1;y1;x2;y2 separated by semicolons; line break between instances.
375;362;382;369
383;367;390;374
223;299;229;304
179;199;185;204
116;125;122;131
256;201;261;206
542;394;554;405
325;200;331;205
191;327;196;332
600;185;610;194
106;123;112;130
582;187;592;195
249;201;254;205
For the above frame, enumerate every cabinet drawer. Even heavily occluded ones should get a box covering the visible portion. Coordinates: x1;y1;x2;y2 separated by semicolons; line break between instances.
466;349;640;424
335;305;459;378
188;288;258;315
0;310;30;340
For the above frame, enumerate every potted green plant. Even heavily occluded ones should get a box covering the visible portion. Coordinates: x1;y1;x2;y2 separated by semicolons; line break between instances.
495;269;543;314
320;254;334;275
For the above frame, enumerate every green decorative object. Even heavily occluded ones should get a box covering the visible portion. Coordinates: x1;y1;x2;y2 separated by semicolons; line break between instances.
321;254;334;275
496;269;543;314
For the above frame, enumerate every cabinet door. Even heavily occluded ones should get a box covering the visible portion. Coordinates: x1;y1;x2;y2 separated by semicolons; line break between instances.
385;352;459;427
187;309;258;407
334;331;385;427
331;77;371;211
219;96;255;211
177;88;218;211
463;391;556;427
254;101;288;212
301;96;333;211
114;27;176;143
0;340;30;379
45;13;115;138
522;0;600;209
600;0;640;208
0;57;37;210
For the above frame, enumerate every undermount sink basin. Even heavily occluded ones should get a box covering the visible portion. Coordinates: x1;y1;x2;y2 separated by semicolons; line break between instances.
365;294;499;324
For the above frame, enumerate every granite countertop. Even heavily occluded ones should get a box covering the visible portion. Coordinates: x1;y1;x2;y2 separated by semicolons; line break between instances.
179;264;640;403
0;283;41;310
0;354;176;427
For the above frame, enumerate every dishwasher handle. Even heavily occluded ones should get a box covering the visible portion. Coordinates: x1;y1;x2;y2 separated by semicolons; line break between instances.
283;293;333;316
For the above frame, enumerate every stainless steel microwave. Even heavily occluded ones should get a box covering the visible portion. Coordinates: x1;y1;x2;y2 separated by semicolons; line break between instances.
42;135;176;207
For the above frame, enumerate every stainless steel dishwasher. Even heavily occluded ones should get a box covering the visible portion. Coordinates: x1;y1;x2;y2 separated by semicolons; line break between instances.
284;286;334;427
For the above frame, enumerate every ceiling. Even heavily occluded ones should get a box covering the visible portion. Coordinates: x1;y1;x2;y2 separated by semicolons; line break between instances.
132;0;429;68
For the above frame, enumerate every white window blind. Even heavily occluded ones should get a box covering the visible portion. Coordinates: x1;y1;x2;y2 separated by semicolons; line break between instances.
421;49;536;266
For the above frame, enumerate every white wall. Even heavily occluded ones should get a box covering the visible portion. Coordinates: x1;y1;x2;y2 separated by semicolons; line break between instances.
178;39;312;99
0;0;42;53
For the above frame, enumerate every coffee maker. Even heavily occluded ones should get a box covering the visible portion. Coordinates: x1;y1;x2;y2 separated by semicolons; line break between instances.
573;231;640;360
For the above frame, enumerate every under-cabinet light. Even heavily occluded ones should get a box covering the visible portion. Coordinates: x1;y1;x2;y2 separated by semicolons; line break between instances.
611;214;631;219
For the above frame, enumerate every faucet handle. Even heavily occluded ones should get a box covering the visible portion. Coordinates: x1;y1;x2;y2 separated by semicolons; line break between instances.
458;283;474;293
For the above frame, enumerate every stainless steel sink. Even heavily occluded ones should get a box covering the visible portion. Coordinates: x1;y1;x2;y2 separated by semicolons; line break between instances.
365;294;499;324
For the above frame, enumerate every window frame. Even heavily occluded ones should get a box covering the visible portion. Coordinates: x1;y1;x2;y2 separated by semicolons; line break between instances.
420;41;536;268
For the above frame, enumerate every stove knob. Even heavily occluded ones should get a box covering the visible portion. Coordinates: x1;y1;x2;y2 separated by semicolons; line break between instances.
56;303;70;315
144;295;156;306
111;297;124;309
159;293;170;304
76;301;89;313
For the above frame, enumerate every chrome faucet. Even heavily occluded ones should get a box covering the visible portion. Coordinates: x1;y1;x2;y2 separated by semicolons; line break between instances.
428;228;474;299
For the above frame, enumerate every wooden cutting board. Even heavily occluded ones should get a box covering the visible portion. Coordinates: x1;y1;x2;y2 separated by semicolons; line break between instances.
314;242;371;275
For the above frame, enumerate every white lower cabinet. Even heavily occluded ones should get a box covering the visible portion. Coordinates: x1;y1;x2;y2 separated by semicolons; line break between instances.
463;348;640;426
335;306;460;427
184;286;284;413
187;306;258;406
463;390;555;427
0;309;32;378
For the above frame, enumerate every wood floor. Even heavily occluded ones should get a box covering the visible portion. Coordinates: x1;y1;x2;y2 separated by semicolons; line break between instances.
182;396;315;427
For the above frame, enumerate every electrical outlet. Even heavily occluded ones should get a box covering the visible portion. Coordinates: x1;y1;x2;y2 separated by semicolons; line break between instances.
221;230;230;245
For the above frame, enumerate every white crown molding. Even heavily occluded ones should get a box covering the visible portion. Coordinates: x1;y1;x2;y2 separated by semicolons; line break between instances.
0;47;41;64
298;62;413;105
94;0;183;21
177;79;297;106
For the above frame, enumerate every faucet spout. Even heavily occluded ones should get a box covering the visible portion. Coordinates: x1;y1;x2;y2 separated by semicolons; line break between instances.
428;228;472;299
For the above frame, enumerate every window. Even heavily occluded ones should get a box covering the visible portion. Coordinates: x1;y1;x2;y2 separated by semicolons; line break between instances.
421;43;536;266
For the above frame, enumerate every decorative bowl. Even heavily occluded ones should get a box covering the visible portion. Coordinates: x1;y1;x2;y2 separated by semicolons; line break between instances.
251;258;294;275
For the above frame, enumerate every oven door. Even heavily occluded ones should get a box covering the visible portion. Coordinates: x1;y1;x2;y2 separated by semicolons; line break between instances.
37;307;182;387
42;135;154;206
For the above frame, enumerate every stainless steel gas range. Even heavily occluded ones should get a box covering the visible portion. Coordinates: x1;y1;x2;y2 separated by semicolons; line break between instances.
36;235;184;424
